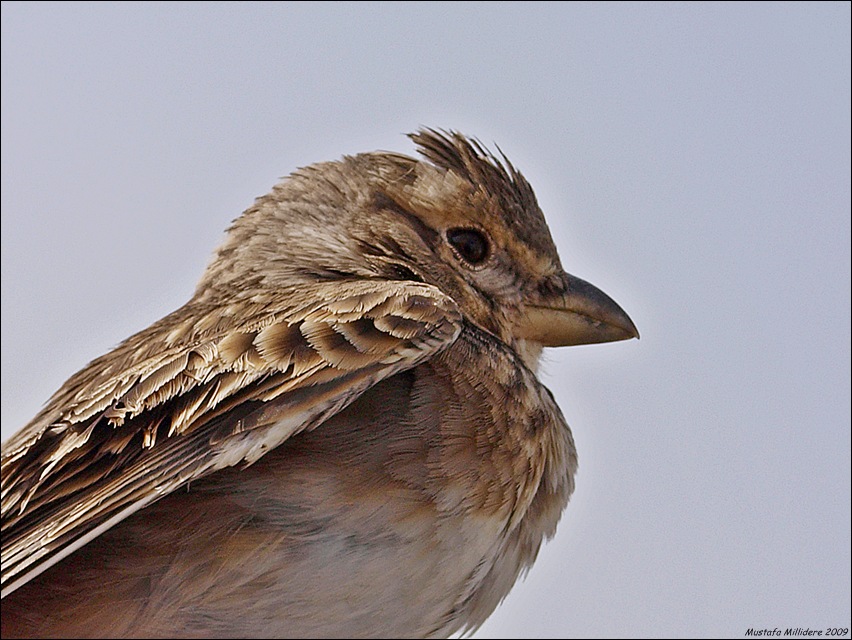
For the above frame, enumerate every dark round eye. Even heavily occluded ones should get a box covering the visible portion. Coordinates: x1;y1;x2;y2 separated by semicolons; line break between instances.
446;228;489;265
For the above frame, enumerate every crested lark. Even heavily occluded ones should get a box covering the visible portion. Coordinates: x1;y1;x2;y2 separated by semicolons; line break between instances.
1;129;638;638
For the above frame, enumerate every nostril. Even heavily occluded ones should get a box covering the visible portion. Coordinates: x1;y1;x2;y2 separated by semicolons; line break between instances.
538;273;567;298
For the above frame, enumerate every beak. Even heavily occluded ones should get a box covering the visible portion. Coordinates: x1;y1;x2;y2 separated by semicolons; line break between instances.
517;273;639;347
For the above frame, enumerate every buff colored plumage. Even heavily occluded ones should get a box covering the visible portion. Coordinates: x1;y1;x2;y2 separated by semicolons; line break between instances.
1;129;637;638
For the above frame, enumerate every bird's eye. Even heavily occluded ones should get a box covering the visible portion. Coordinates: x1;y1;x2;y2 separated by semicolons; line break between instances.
446;228;489;265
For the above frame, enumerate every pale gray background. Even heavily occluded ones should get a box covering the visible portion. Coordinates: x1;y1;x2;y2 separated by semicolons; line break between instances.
2;3;850;638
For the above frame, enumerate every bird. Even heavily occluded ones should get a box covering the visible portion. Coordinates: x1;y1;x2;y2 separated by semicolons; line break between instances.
0;128;638;639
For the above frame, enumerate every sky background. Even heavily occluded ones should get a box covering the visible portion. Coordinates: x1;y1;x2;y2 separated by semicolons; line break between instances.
1;2;850;638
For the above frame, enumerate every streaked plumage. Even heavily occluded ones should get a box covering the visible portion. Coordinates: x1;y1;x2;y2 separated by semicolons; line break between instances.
1;129;637;638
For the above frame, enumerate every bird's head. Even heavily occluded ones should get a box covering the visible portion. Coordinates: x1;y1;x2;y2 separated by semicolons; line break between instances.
196;128;638;366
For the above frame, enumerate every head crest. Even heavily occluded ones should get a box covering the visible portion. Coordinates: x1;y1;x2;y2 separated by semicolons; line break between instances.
408;128;537;211
408;128;556;259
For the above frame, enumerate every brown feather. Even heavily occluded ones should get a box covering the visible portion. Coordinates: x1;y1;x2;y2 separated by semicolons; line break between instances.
1;129;636;638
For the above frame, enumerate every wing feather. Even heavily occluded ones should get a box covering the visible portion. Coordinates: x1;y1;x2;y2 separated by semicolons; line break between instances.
1;280;461;597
